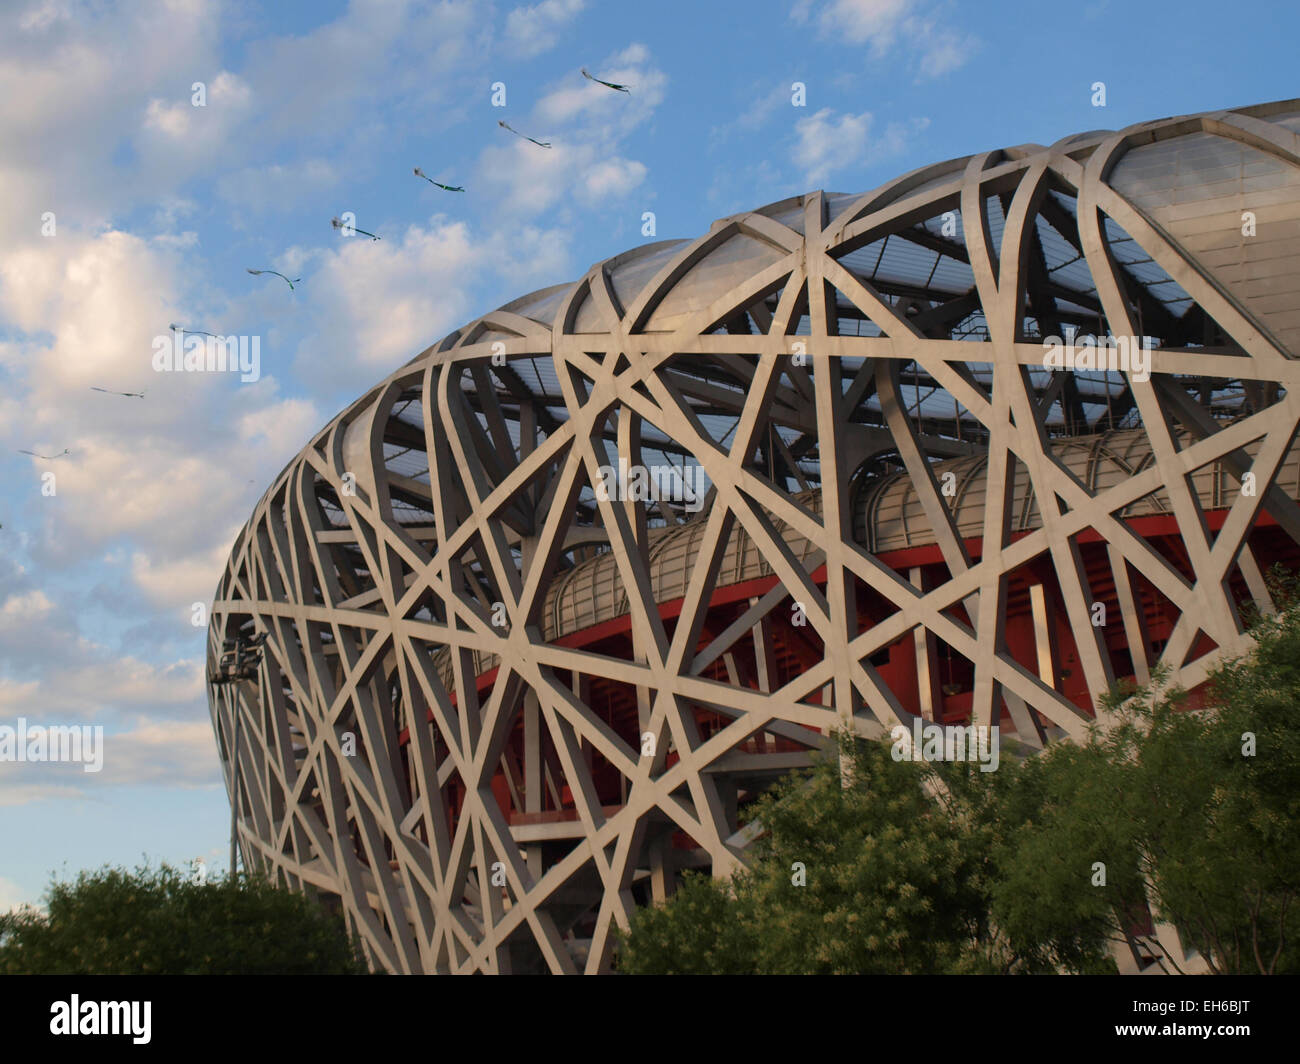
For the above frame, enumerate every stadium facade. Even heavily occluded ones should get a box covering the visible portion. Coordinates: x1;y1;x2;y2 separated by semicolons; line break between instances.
208;100;1300;973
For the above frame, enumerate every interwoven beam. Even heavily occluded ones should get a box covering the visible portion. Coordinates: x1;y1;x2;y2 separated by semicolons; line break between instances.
208;99;1300;973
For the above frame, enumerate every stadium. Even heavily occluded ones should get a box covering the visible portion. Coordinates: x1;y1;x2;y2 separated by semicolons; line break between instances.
207;99;1300;974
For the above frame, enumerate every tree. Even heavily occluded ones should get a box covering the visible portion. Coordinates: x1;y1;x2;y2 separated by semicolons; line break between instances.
960;601;1300;974
613;869;754;975
617;735;1000;974
0;863;369;974
619;600;1300;975
1122;603;1300;973
949;725;1145;973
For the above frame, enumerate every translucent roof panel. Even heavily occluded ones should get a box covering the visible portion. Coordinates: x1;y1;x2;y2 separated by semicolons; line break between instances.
607;241;689;311
500;282;575;327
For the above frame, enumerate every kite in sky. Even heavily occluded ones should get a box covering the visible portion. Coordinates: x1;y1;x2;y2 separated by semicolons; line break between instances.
331;216;381;240
413;167;464;191
498;120;551;149
582;67;630;93
246;267;301;290
18;448;71;460
91;386;145;398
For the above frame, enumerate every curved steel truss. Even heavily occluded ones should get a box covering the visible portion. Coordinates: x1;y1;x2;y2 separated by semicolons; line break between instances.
209;100;1300;973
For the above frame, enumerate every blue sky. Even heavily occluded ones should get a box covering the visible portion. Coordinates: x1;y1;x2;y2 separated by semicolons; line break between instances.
1;0;1297;911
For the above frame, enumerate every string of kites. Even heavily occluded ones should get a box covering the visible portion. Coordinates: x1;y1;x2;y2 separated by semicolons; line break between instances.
317;67;631;267
16;65;632;461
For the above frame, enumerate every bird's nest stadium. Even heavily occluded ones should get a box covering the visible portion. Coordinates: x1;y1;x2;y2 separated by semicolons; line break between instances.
207;99;1300;973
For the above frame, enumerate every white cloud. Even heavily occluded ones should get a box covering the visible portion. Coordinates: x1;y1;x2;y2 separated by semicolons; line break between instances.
141;70;253;144
18;2;67;34
96;719;221;787
236;398;324;455
0;228;182;390
792;0;913;48
130;544;238;613
793;108;928;186
790;0;977;77
0;0;488;246
236;0;485;143
0;589;54;623
794;108;870;185
0;678;41;714
294;216;571;392
0;1;661;837
536;42;665;124
0;875;36;912
0;0;223;237
583;157;647;201
0;783;88;808
0;720;219;806
913;22;974;77
483;43;665;216
482;139;649;215
504;0;585;58
0;221;328;764
0;226;311;562
733;82;797;133
0;652;204;723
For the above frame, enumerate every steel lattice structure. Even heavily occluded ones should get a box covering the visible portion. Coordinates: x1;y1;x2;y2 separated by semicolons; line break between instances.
208;99;1300;973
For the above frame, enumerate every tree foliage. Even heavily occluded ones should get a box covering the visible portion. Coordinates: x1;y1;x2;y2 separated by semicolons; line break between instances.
0;863;369;975
618;736;999;974
620;599;1300;975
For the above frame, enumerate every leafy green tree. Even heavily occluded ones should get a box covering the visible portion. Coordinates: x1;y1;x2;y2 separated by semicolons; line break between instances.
948;728;1143;973
1129;606;1300;973
618;735;1000;974
0;863;369;974
621;599;1300;975
613;869;754;975
963;600;1300;974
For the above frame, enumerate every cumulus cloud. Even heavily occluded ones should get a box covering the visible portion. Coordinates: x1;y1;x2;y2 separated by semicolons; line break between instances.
731;82;799;134
0;720;220;807
0;214;320;803
95;720;222;788
536;42;666;126
142;71;253;143
792;0;913;46
0;0;223;236
0;875;36;912
0;589;54;624
482;43;665;215
0;0;488;246
793;107;928;186
790;0;978;78
235;397;324;456
0;226;311;593
0;552;205;716
293;216;571;393
0;652;203;723
235;0;485;144
0;228;184;393
130;543;241;613
908;16;977;77
0;1;653;839
481;138;650;215
503;0;586;57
